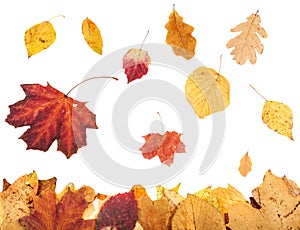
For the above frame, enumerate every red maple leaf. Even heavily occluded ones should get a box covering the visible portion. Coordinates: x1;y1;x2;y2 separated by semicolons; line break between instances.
96;191;138;230
122;48;151;83
139;131;186;166
5;83;98;158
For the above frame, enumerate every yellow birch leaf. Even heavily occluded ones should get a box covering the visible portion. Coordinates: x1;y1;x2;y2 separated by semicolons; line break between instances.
226;11;267;65
185;67;230;118
25;21;56;58
239;152;252;177
262;101;293;140
82;17;103;55
165;5;196;60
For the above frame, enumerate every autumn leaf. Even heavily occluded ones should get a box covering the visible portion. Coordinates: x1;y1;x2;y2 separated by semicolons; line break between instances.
96;191;138;230
226;11;267;65
131;184;150;200
140;131;186;166
5;83;98;158
82;17;103;55
0;172;38;230
238;152;252;177
165;5;196;60
185;66;230;118
20;187;96;230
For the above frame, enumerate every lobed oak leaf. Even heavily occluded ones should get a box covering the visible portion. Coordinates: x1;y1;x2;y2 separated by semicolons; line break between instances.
185;66;230;118
238;152;252;177
165;5;196;60
226;11;267;65
139;131;186;166
96;191;138;230
122;48;151;83
82;17;103;55
5;83;98;158
20;187;96;230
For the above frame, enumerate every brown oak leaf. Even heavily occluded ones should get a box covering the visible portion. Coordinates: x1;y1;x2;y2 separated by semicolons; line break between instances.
139;131;186;166
6;83;98;158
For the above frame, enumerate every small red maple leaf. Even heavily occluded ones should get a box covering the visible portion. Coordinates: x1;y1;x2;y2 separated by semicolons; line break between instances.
140;131;186;166
122;48;151;83
6;83;98;158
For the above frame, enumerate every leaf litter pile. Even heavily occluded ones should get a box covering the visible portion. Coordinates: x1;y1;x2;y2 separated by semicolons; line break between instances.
2;3;300;230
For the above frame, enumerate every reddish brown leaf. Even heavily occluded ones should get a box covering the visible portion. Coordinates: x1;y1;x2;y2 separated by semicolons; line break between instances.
20;187;96;230
6;83;98;158
96;191;138;230
122;48;151;83
139;131;186;166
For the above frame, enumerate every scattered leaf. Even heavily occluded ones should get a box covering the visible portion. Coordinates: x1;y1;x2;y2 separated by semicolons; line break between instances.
165;5;196;59
226;11;267;64
262;100;293;140
5;83;98;158
140;131;186;166
123;48;151;83
82;17;103;55
185;66;230;118
238;152;252;177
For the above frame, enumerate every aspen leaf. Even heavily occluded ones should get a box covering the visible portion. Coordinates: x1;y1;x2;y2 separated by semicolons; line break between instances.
185;66;230;118
226;11;267;65
238;152;252;177
25;21;56;58
82;17;103;55
165;5;196;60
262;100;293;140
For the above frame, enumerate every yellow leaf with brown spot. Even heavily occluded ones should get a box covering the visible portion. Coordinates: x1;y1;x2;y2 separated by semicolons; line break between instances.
262;101;293;140
185;66;230;118
239;152;252;177
25;21;56;58
82;17;103;55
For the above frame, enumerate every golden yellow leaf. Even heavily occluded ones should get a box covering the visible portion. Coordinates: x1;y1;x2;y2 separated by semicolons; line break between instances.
82;17;103;55
226;11;267;65
239;152;252;177
131;184;150;200
185;67;230;118
25;21;56;58
165;5;196;60
262;100;293;140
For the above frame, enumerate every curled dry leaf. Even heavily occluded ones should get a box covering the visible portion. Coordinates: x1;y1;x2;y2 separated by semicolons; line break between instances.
5;83;98;158
238;152;252;177
262;100;293;140
165;5;196;60
82;17;103;55
25;20;56;58
226;11;267;64
185;66;230;118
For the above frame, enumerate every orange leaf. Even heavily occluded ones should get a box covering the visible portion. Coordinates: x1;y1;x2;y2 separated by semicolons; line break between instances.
238;152;252;177
82;17;103;55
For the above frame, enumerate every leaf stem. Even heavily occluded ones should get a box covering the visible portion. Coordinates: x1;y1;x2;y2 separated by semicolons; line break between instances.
47;15;66;22
249;84;267;101
140;30;150;50
66;76;118;96
157;112;165;134
218;54;223;75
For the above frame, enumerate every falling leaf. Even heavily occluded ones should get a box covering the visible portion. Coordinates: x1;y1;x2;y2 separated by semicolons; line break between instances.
165;5;196;60
185;66;230;118
226;11;267;65
25;20;57;58
0;172;38;230
139;131;186;166
238;152;252;177
82;17;103;55
5;83;98;158
20;187;96;230
171;194;226;230
96;191;138;230
262;100;293;140
122;48;151;83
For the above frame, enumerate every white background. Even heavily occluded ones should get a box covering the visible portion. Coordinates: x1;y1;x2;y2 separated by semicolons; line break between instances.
0;0;300;199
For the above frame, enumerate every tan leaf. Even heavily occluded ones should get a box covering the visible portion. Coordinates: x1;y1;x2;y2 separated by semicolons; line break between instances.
82;17;103;55
262;101;293;140
226;11;267;64
25;21;56;58
239;152;252;177
165;5;196;60
185;67;230;118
